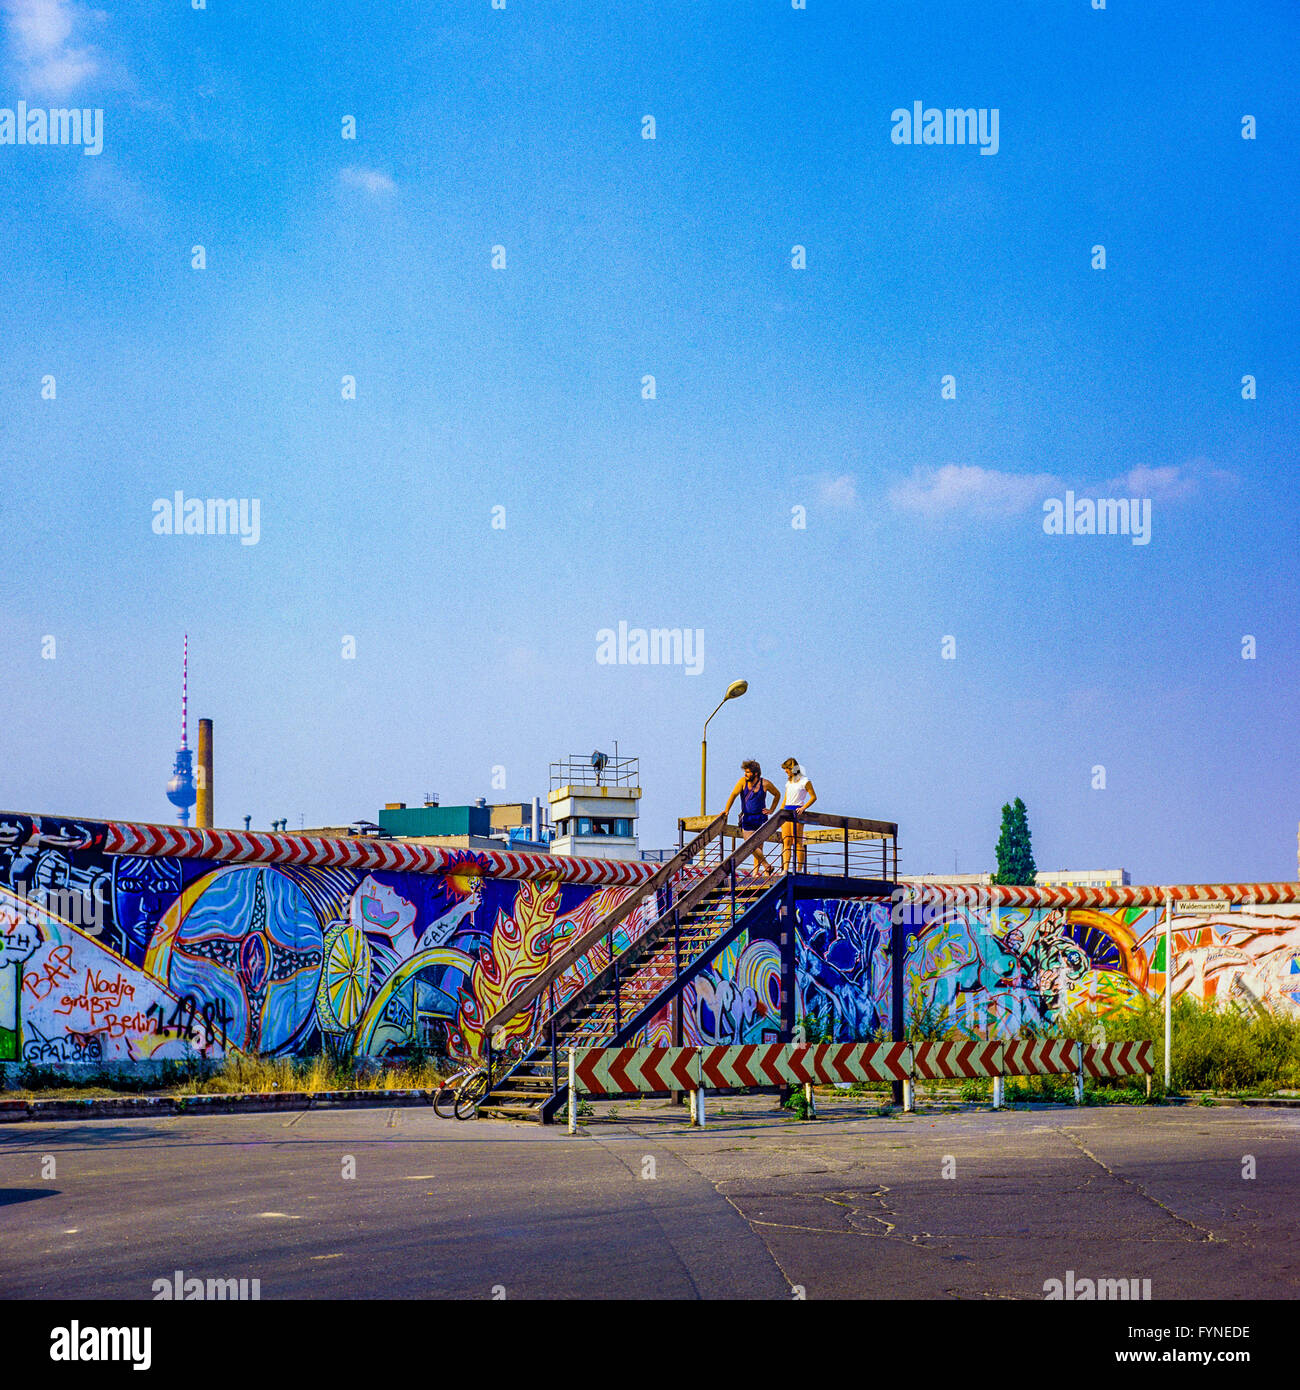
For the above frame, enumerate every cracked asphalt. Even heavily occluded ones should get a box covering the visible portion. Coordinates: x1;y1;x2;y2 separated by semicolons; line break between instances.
1;1097;1295;1299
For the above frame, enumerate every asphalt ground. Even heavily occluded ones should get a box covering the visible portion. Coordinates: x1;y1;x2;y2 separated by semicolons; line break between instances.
1;1096;1296;1301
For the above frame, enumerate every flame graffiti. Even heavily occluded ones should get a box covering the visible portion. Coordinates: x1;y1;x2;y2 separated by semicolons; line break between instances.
457;874;563;1055
544;886;651;1010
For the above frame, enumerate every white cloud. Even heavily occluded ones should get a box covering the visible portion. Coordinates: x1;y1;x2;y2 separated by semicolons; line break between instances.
3;0;100;96
816;474;858;508
338;166;396;196
890;464;1059;519
1108;459;1236;501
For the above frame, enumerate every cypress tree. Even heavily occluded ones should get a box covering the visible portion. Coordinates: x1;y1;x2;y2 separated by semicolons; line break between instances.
993;797;1037;885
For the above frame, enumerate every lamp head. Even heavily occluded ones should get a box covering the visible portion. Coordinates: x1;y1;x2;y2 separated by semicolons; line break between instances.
724;679;748;701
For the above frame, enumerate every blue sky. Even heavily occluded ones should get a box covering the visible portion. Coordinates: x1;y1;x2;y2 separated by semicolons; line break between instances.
0;0;1295;882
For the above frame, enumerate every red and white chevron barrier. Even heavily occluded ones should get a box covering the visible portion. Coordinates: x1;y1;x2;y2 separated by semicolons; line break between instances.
912;1040;1002;1080
1002;1040;1080;1076
570;1037;1152;1097
1080;1041;1154;1079
564;1033;1156;1127
801;1041;913;1084
698;1044;807;1089
902;881;1300;908
695;1043;914;1089
84;816;658;886
572;1046;699;1096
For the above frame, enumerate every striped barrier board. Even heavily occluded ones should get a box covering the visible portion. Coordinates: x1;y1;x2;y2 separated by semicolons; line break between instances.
89;815;657;885
569;1037;1126;1100
1080;1041;1154;1079
1002;1040;1079;1076
572;1046;699;1096
801;1042;912;1084
699;1044;809;1089
912;1041;1003;1080
698;1042;912;1089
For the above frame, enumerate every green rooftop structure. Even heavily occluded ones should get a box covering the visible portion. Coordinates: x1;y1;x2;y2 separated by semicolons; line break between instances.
377;803;491;839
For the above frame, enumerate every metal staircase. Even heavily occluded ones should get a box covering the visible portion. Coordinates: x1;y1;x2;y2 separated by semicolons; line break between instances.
477;812;788;1123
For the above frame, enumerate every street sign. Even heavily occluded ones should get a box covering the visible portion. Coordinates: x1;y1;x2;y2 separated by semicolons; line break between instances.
1172;899;1230;914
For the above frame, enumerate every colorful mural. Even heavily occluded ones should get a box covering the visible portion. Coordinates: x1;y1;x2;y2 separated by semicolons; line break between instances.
900;900;1300;1038
3;810;1297;1071
0;814;653;1068
640;933;783;1047
796;899;891;1040
641;897;1300;1052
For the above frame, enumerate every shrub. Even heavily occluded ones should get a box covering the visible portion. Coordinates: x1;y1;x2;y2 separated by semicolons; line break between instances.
1060;997;1300;1095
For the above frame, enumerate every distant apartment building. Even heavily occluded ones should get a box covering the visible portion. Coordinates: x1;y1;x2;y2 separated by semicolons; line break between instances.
903;868;1131;888
1035;868;1131;889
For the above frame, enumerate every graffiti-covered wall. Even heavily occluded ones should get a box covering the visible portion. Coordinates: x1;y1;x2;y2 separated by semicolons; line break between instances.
639;933;784;1047
790;897;1300;1042
635;894;1300;1051
0;813;654;1069
902;900;1300;1036
5;809;1298;1071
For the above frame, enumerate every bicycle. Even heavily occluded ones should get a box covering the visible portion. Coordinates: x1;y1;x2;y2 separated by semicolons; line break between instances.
432;1064;481;1120
432;1059;506;1120
450;1066;491;1120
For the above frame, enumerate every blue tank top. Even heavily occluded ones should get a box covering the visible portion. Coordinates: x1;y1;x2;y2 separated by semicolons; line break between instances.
740;780;766;819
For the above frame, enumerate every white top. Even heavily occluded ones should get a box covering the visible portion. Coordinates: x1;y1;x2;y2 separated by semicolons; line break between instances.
783;775;810;808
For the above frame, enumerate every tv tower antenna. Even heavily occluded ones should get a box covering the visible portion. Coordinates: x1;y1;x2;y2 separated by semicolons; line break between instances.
166;634;197;826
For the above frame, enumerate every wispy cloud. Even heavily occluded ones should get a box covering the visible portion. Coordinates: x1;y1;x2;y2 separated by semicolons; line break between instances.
3;0;100;96
890;464;1059;519
1108;459;1236;501
338;166;396;196
816;474;858;508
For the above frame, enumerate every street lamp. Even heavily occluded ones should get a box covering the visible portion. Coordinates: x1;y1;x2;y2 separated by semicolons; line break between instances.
700;679;748;816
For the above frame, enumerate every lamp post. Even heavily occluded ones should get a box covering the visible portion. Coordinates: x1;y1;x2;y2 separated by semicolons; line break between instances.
700;680;748;816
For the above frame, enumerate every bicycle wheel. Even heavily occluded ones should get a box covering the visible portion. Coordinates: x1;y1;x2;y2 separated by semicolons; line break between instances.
453;1070;489;1120
431;1082;458;1120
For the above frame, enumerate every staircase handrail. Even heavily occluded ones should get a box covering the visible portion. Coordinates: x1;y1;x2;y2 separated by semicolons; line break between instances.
483;812;730;1035
534;808;792;1038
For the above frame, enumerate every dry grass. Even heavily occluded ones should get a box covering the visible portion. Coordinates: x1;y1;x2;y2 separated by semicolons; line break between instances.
5;1050;454;1099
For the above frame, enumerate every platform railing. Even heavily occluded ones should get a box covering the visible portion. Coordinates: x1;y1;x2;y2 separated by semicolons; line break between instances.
481;808;898;1085
678;809;897;882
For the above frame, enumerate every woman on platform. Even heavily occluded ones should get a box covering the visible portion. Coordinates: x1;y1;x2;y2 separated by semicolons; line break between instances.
779;758;817;873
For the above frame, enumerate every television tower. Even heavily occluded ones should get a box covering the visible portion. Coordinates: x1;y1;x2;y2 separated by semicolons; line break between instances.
165;635;197;826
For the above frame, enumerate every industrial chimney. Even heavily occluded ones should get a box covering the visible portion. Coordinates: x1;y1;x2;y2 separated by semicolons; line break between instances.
196;718;213;829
